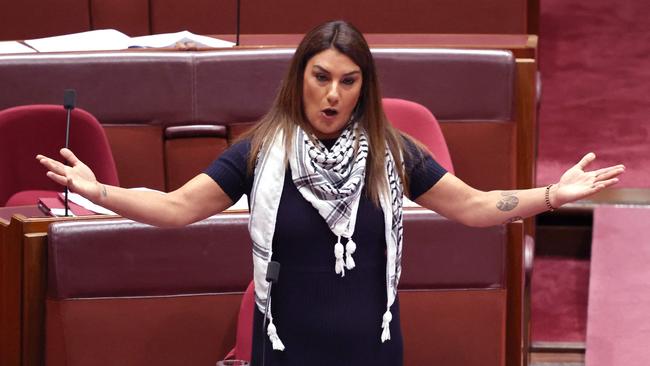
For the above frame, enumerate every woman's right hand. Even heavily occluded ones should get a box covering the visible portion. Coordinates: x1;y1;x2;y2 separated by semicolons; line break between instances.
38;148;235;228
36;148;104;202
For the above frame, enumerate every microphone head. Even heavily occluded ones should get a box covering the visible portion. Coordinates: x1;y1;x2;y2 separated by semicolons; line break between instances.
266;261;281;283
63;89;76;110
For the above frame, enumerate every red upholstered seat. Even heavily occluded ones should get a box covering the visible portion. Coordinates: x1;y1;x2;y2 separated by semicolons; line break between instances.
6;190;61;206
0;105;119;206
224;281;255;362
383;97;454;174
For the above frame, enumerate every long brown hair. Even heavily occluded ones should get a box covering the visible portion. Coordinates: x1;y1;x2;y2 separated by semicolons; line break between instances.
240;20;409;204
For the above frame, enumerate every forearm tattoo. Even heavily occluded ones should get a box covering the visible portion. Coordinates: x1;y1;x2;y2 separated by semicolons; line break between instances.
502;216;523;224
101;184;108;198
496;191;519;211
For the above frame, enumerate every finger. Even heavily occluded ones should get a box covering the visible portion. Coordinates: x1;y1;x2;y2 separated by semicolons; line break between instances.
45;171;70;187
576;152;596;170
60;148;81;166
594;167;626;182
591;165;626;177
36;153;54;162
593;177;620;190
38;156;68;176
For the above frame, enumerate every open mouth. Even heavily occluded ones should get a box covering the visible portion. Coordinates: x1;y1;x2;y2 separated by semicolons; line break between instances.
322;108;339;117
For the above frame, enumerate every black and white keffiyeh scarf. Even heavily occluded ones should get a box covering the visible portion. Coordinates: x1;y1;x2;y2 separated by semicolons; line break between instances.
249;122;404;351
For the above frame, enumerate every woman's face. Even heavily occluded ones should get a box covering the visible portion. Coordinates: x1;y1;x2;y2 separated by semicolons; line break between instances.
302;48;363;139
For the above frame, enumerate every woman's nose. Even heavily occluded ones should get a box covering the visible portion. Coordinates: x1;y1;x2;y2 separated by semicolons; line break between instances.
326;83;340;105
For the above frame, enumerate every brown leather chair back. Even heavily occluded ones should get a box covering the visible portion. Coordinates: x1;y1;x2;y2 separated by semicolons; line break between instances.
400;209;508;366
46;216;251;365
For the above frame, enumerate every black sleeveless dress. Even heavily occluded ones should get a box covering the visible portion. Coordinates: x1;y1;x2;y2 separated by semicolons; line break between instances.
205;137;446;366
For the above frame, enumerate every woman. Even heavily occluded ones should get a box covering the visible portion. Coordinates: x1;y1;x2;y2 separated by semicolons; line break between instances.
38;21;624;366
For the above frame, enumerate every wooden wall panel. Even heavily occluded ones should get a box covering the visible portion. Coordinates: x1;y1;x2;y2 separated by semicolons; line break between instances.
0;0;537;41
0;0;90;40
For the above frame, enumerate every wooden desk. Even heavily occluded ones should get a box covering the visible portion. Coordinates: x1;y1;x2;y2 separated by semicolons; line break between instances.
212;33;538;59
0;207;115;366
0;206;527;366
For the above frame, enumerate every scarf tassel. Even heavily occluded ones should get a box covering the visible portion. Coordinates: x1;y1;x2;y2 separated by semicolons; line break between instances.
334;240;345;276
267;319;286;351
380;310;392;342
345;239;357;270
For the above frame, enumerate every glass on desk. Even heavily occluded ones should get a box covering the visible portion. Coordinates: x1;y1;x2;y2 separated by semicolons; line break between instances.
216;360;249;366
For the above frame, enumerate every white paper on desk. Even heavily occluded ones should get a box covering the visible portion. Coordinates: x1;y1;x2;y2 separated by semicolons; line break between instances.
403;196;421;208
67;187;168;215
25;29;131;52
66;193;116;215
130;31;235;49
402;196;439;214
0;41;36;54
224;195;249;212
49;208;76;217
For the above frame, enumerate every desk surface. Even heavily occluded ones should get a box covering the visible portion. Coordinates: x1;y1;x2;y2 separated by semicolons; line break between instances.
225;33;537;59
0;205;47;224
5;33;537;59
221;33;537;48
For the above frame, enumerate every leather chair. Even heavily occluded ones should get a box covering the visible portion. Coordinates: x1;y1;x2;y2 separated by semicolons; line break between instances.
46;215;253;366
223;281;255;361
0;104;119;206
383;97;455;174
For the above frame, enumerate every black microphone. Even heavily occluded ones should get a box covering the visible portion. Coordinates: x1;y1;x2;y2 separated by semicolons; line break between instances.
266;261;280;283
235;0;241;46
63;89;76;217
262;261;280;366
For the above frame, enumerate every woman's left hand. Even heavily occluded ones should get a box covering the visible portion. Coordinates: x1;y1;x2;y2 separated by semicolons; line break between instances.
552;153;625;207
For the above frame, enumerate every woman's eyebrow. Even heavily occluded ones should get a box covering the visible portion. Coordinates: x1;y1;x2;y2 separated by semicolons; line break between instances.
343;70;361;76
313;65;330;74
312;65;361;76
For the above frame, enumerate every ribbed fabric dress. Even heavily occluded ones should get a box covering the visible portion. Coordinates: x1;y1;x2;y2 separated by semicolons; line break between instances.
204;137;446;366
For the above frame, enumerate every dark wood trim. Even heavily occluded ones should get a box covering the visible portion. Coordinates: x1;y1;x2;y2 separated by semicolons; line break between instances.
22;233;48;366
87;0;94;30
530;341;586;353
507;221;526;366
527;0;540;34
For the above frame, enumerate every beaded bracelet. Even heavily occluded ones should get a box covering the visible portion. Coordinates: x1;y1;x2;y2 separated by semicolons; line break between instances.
545;184;557;211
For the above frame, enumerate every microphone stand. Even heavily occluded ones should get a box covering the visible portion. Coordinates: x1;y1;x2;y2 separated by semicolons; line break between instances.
235;0;241;46
261;284;271;366
64;107;71;216
262;261;280;366
63;89;76;217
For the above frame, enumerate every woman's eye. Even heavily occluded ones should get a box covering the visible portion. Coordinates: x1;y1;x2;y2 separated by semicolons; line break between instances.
315;73;328;82
342;78;356;85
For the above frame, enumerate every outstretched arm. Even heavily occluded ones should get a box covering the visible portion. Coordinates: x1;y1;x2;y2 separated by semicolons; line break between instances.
416;153;625;227
37;148;233;227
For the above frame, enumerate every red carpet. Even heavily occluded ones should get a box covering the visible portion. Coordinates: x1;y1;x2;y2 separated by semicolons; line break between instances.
536;0;650;188
531;256;589;342
531;0;650;344
586;206;650;365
